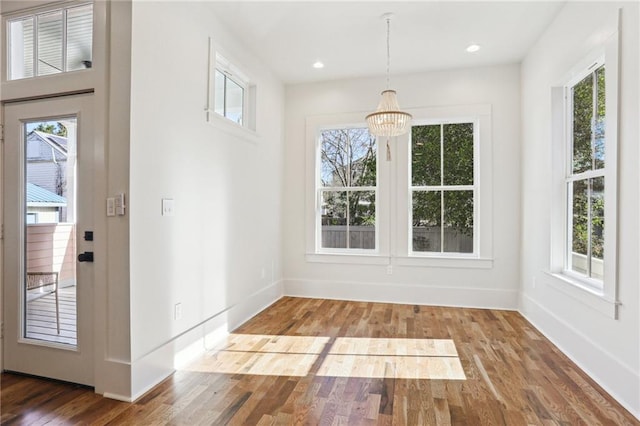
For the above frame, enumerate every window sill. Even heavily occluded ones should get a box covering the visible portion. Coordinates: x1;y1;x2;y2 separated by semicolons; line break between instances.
305;253;389;265
305;253;493;269
396;256;493;269
545;271;619;319
207;110;259;145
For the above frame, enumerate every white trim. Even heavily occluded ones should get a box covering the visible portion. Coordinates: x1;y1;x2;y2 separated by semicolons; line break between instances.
408;120;479;257
127;280;283;402
102;392;135;403
305;253;389;265
520;295;639;419
306;114;384;256
397;104;493;262
305;105;493;266
545;271;619;318
550;24;619;310
206;108;260;145
284;279;517;310
396;256;493;269
206;38;257;133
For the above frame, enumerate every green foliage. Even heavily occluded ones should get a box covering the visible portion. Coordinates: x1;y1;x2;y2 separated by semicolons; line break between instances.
35;122;68;137
320;128;377;228
411;123;474;236
572;178;605;260
570;66;606;265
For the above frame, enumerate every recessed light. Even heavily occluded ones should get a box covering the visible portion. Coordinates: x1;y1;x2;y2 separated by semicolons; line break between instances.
313;61;324;69
466;44;481;53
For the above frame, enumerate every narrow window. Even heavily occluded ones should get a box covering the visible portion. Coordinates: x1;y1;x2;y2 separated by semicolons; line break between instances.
411;123;475;254
566;65;605;283
214;69;245;125
8;3;93;80
318;128;377;251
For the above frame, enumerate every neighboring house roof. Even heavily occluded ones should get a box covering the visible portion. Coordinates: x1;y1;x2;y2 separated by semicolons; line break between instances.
26;183;67;207
27;131;68;162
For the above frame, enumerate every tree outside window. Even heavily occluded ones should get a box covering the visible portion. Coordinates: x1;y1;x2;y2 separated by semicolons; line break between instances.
567;65;605;281
411;123;475;254
319;128;376;250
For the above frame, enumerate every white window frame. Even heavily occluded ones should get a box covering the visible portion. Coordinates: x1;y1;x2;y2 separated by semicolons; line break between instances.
5;2;94;81
314;123;380;255
305;113;389;264
395;105;493;269
305;105;492;268
563;59;606;289
548;28;619;319
408;119;479;258
214;59;246;126
206;40;257;137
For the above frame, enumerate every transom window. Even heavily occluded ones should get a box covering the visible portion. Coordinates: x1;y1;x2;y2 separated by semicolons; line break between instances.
318;127;377;251
566;64;606;284
410;122;476;255
7;3;93;81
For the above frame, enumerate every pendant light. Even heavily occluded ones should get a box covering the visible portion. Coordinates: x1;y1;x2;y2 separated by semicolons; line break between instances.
366;13;412;145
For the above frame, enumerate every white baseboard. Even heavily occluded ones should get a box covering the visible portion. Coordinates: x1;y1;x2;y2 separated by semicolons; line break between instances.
521;294;640;420
284;278;518;310
121;281;283;402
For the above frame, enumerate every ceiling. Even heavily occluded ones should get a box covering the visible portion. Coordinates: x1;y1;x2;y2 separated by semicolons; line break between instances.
209;1;566;85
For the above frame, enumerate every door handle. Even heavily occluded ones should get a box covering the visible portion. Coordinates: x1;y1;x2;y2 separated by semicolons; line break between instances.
78;252;94;262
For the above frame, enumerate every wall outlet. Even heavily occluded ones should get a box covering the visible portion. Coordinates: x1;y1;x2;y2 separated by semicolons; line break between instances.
174;303;182;320
386;265;393;275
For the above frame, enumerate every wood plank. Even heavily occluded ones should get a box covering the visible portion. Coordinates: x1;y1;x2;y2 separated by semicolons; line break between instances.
1;297;638;425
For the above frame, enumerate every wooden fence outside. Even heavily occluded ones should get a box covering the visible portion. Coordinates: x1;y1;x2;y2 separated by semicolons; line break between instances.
321;226;473;253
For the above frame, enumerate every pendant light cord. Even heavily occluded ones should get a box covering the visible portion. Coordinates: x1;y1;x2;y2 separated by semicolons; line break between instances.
386;17;391;90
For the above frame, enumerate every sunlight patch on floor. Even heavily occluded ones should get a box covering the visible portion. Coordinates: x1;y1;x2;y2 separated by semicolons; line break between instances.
185;334;466;379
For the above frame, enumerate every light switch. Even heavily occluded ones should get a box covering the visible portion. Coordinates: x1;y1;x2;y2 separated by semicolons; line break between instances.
115;193;126;216
162;199;175;216
106;198;115;216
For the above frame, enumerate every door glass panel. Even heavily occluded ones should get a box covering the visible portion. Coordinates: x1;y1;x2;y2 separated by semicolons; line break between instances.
24;118;77;346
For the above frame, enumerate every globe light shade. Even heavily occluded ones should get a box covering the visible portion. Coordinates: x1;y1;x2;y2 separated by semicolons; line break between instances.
366;90;412;137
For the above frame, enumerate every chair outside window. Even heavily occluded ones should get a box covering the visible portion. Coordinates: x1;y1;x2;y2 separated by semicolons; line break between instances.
26;272;60;334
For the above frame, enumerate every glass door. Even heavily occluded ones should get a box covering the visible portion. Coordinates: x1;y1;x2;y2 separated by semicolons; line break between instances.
3;94;94;386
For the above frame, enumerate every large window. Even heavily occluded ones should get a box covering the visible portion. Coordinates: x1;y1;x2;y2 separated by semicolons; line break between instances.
7;3;93;80
410;122;476;255
305;106;492;266
318;127;377;251
566;64;606;284
549;35;619;318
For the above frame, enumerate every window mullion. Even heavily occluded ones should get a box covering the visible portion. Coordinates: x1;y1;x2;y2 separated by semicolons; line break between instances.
223;75;228;118
586;179;593;277
440;124;445;254
34;15;39;76
62;9;68;73
590;71;597;171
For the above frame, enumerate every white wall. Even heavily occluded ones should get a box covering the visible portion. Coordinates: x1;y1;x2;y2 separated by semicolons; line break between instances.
128;2;285;400
283;64;521;309
520;2;639;417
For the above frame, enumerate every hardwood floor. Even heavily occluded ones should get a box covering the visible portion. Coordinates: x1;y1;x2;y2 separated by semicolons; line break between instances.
1;297;638;425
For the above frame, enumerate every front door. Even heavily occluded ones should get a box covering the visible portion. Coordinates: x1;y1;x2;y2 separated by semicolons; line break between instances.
3;94;94;385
